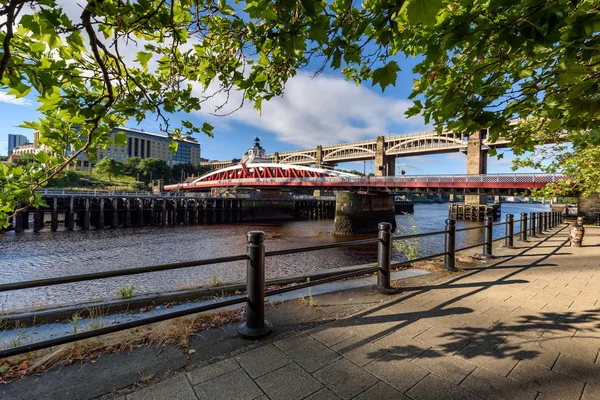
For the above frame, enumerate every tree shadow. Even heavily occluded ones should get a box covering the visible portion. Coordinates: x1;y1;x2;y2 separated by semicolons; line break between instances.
333;227;596;369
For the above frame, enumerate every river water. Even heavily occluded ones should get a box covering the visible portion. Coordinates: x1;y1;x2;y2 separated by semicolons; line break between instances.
0;203;548;312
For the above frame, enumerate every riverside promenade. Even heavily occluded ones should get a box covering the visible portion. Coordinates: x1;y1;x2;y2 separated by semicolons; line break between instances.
4;224;600;400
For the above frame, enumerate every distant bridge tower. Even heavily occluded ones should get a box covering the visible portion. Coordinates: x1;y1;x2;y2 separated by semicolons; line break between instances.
375;136;395;176
465;130;489;205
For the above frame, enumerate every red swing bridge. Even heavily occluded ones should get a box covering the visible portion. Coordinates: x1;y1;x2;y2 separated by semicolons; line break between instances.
164;163;565;195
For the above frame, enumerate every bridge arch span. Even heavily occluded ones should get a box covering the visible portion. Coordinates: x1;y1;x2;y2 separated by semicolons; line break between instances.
279;153;316;164
323;146;375;161
386;136;465;154
189;163;357;183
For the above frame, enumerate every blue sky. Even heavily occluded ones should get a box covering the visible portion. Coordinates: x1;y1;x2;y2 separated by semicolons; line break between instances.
0;37;532;176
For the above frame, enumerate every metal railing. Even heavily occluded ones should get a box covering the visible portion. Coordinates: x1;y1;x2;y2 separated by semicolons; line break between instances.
0;211;563;359
38;189;205;198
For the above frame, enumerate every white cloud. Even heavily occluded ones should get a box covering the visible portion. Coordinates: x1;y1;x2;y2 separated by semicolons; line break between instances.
195;72;429;148
0;91;32;106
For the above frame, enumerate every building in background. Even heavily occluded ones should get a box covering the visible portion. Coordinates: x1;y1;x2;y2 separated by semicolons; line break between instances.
73;127;201;170
8;127;201;170
8;134;29;156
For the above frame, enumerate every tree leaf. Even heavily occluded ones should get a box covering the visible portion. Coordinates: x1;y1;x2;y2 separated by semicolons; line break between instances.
405;0;444;27
371;61;401;91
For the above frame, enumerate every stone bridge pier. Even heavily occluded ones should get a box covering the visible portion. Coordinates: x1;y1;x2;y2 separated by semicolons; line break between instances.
465;129;489;205
375;136;395;176
333;191;396;235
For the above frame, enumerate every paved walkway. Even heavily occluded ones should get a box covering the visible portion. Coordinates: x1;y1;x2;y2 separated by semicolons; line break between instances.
122;225;600;400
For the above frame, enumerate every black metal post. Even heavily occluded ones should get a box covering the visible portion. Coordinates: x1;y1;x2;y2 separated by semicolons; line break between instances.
551;212;555;228
544;212;548;231
505;214;514;248
239;231;272;339
530;212;536;238
537;212;543;234
520;212;528;241
377;222;393;291
444;219;457;271
482;216;493;257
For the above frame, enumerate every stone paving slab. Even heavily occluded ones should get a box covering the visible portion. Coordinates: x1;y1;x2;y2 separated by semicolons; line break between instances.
11;224;600;400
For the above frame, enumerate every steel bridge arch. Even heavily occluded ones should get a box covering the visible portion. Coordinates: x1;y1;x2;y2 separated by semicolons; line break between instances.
386;136;465;154
279;153;316;164
323;146;375;161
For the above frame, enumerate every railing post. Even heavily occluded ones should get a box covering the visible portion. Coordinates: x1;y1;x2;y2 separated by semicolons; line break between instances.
238;231;272;339
482;216;493;258
444;219;457;271
505;214;514;248
537;212;543;235
520;212;528;241
544;212;548;231
530;212;537;238
550;212;554;228
377;222;393;291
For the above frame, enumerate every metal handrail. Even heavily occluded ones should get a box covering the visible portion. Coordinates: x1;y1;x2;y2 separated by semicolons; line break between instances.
0;211;563;360
265;238;381;257
456;225;485;232
392;230;447;241
0;254;249;293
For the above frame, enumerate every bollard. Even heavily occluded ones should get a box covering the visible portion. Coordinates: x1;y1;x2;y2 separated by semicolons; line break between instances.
377;222;393;291
239;231;272;339
444;219;457;271
530;212;536;238
505;214;514;248
482;216;493;258
544;212;549;231
537;212;543;234
520;212;528;241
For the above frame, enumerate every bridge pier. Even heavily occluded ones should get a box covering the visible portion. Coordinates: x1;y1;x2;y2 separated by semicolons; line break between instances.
333;191;396;235
465;129;488;205
375;136;395;176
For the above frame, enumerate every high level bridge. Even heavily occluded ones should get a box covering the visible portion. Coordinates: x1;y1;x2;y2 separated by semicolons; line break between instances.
200;129;511;177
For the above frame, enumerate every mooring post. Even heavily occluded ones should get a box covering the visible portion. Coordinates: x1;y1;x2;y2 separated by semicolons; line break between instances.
530;212;537;238
33;210;42;232
444;219;457;271
112;199;119;228
51;197;58;232
537;212;543;235
66;197;74;231
376;222;393;291
125;199;131;228
83;198;90;230
505;214;514;248
519;212;528;241
14;203;24;233
98;198;105;229
482;216;493;258
239;231;272;339
138;198;144;226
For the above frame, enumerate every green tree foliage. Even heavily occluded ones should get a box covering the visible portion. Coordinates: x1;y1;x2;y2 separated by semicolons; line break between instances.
2;0;600;226
122;157;142;177
137;158;170;182
93;158;124;181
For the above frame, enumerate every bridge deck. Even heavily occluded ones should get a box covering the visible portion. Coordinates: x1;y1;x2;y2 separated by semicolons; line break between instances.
166;174;565;194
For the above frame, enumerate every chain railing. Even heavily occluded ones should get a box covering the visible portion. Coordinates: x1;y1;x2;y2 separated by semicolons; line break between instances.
0;211;564;359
